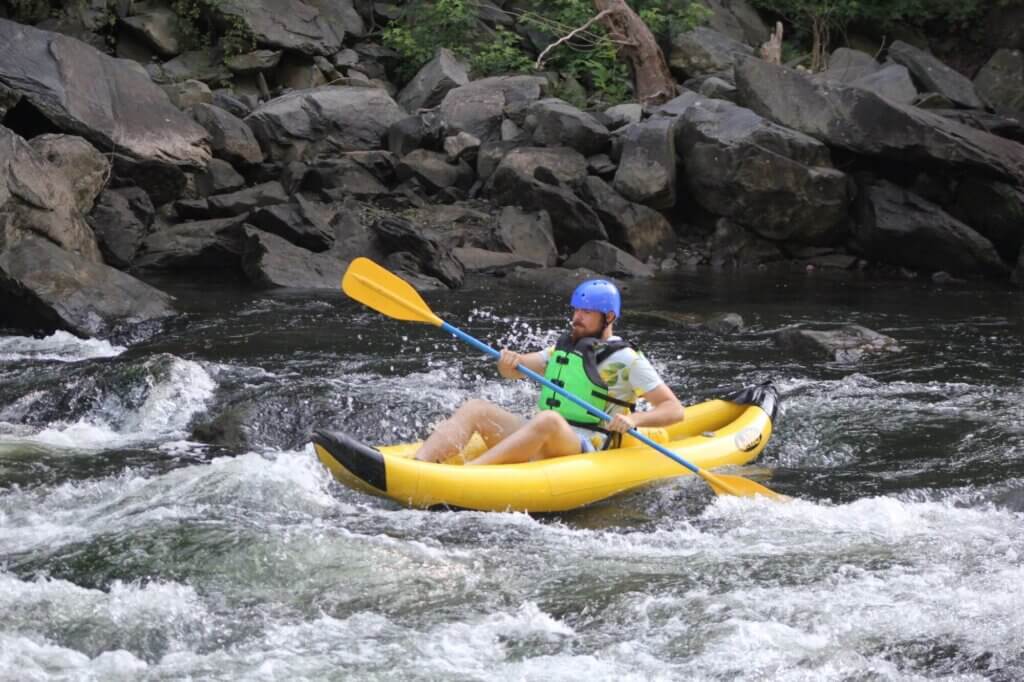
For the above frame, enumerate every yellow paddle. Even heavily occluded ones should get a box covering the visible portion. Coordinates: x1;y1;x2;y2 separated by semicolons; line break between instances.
342;257;788;501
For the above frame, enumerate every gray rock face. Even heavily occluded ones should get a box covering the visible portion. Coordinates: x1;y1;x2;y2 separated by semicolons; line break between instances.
439;75;547;142
395;149;475;192
887;40;985;110
134;216;247;270
849;64;917;105
613;116;678;209
951;178;1024;262
248;199;335;252
496;206;558;266
582;177;674;261
974;48;1024;116
0;19;210;180
87;187;153;269
524;98;611;156
818;48;880;84
708;218;785;269
669;27;754;81
149;49;232;85
121;5;181;58
246;87;405;162
225;50;283;75
735;59;1024;188
207;181;289;218
305;0;365;39
398;48;470;112
215;0;342;56
194;158;246;196
671;94;848;244
699;0;768;46
1;126;101;263
453;247;545;273
191;103;264;166
564;240;655;278
27;134;109;214
241;227;344;289
371;215;464;288
0;235;174;337
853;179;1008;277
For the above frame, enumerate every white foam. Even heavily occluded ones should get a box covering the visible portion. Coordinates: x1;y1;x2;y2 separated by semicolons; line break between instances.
0;330;125;363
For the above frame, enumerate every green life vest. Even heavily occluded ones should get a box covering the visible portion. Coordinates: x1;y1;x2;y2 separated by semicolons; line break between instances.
537;333;636;433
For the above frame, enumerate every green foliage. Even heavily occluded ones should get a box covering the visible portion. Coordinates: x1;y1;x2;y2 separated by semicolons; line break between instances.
381;0;709;107
172;0;254;57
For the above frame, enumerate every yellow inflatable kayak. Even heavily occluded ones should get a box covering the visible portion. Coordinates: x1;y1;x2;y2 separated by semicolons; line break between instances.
313;382;779;512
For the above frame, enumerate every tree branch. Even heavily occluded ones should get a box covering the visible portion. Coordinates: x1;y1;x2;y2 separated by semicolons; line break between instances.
535;8;615;69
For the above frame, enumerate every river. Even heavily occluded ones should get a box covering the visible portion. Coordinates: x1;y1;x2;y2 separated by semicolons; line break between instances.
2;270;1022;680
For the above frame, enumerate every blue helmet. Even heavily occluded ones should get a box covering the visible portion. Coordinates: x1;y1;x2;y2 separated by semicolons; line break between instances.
571;279;621;318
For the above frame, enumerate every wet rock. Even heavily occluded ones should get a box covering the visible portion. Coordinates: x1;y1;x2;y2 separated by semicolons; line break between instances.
581;177;673;261
1;126;101;262
613;116;678;209
630;310;744;334
191;103;264;166
240;226;344;289
501;265;609;297
524;98;611;156
951;178;1024;262
27;134;110;214
0;19;210;202
671;93;848;244
0;235;174;338
133;216;247;270
853;178;1008;278
87;187;154;268
398;47;470;112
564;240;655;278
669;27;754;81
708;218;785;269
453;246;545;273
774;324;903;362
246;87;405;162
371;215;464;288
384;251;448;290
735;59;1024;188
887;40;984;110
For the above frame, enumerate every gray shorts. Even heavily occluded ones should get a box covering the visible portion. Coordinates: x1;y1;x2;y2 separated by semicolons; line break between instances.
579;436;595;453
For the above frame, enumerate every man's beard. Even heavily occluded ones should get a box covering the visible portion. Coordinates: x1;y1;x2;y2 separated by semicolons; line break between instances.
570;322;592;342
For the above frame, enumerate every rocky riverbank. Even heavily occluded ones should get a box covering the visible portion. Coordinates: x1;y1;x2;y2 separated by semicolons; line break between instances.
1;1;1022;340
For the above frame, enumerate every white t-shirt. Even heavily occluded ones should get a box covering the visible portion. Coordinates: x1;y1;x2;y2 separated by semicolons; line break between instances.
537;335;664;441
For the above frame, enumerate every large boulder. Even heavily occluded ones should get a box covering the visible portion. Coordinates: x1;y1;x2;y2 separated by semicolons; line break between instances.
698;0;768;46
27;134;109;214
1;126;101;262
395;149;475;192
0;19;210;202
120;5;181;58
248;198;335;252
670;93;848;244
951;178;1024;262
581;177;674;261
370;215;465;288
849;64;917;106
613;116;678;209
88;187;154;268
735;59;1024;188
397;48;470;113
564;240;655;278
304;0;365;39
246;87;405;162
0;235;174;337
853;178;1008;278
669;27;754;82
241;226;344;289
213;0;342;56
439;75;547;142
974;48;1024;116
886;40;985;110
495;206;558;266
133;216;247;270
191;103;264;166
524;98;610;156
817;48;880;84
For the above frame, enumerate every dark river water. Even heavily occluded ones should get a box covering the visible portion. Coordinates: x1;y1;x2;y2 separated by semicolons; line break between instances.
1;269;1022;680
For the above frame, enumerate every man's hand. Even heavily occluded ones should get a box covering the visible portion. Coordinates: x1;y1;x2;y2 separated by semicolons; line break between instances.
497;348;524;379
606;413;636;433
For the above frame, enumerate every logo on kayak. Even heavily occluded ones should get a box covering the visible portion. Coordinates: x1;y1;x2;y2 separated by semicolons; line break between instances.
734;427;762;452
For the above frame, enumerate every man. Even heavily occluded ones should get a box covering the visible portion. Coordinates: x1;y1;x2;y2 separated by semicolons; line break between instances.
414;279;685;465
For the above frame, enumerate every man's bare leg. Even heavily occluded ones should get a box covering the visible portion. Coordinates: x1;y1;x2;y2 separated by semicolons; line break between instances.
414;399;524;462
467;411;582;466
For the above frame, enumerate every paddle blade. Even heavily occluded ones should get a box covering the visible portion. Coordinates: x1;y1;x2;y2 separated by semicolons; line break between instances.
342;258;443;326
702;471;791;501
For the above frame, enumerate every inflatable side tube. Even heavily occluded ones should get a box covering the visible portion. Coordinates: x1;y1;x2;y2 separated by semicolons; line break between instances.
312;430;387;492
723;381;779;422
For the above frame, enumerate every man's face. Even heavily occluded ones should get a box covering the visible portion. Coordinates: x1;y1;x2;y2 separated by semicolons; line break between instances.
571;308;609;340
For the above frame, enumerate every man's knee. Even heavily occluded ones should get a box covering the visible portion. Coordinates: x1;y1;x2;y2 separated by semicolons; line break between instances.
531;410;569;434
456;398;494;418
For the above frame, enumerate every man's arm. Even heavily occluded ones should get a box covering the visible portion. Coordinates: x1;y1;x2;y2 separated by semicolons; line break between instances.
607;384;685;432
497;349;547;379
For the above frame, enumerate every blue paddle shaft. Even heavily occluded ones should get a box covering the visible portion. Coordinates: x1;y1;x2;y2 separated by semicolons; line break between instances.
440;322;700;475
